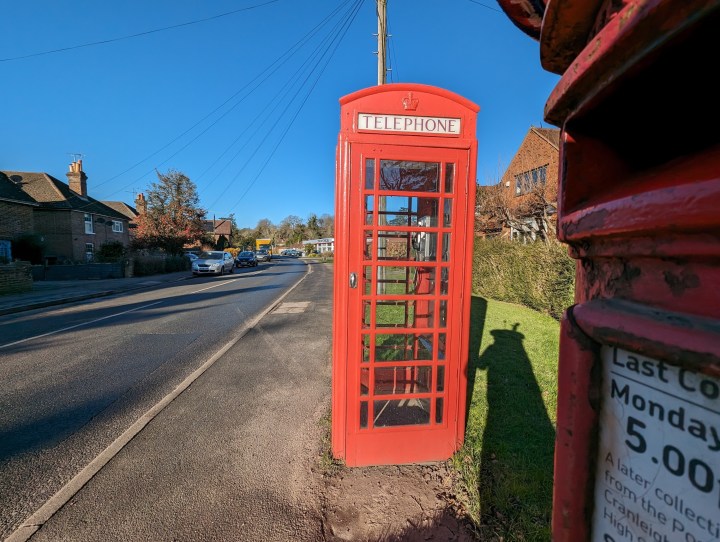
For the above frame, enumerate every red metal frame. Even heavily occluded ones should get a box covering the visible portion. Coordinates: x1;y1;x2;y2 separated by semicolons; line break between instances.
332;84;478;466
527;1;720;540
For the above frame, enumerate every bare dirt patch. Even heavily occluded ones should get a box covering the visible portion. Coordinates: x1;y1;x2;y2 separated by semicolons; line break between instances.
319;461;478;541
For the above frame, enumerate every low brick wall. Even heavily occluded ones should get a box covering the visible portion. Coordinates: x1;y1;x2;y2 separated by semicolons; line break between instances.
0;262;33;295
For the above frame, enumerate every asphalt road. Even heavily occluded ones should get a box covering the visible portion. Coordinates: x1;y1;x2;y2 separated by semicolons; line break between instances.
0;258;331;541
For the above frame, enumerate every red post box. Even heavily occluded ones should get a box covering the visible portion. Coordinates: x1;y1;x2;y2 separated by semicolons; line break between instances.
332;83;479;466
500;0;720;540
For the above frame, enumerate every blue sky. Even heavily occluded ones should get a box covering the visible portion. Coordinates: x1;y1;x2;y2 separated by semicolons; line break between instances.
1;0;559;229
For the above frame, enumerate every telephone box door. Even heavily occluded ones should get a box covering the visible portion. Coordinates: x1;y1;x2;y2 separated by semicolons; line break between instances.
346;145;471;466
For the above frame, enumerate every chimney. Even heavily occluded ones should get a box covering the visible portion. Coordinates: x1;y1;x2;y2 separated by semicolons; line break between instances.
135;192;147;215
67;159;87;196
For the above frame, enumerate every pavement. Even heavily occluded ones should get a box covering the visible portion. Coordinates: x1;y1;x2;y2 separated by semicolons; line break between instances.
0;270;195;316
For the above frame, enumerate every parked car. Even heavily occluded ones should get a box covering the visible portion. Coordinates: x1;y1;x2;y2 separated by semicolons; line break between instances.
281;249;301;257
256;248;271;262
235;251;258;268
184;252;199;261
191;251;235;276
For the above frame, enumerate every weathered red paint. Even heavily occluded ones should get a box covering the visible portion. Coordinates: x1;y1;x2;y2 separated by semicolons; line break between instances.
332;84;478;466
495;0;546;40
502;0;720;539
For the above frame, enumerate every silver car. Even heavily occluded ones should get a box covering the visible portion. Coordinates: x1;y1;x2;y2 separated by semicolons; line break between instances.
192;251;235;276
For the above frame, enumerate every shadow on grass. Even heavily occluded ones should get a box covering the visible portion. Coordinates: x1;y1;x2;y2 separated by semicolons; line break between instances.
465;298;555;539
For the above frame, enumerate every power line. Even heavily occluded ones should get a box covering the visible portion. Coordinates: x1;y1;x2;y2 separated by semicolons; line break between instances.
201;0;363;201
223;0;366;214
466;0;503;13
91;0;356;200
0;0;282;62
207;0;364;208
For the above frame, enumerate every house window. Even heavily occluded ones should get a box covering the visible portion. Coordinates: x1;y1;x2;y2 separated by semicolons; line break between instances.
84;213;94;234
85;243;94;262
112;220;123;233
514;165;548;196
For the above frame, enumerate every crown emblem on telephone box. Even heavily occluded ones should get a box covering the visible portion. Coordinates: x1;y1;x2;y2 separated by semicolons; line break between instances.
402;92;419;111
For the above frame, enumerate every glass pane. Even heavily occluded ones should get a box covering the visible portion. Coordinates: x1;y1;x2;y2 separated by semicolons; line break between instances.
361;368;369;396
376;266;435;296
375;333;433;362
374;398;430;427
364;231;373;260
363;335;371;362
412;231;437;262
436;366;445;392
413;300;434;327
378;230;410;260
364;265;372;295
360;401;368;428
415;267;436;296
377;196;438;227
443;199;452;228
435;397;444;424
375;300;434;328
365;195;374;225
374;366;432;395
376;231;438;261
439;300;447;328
363;300;372;327
442;233;451;262
438;333;446;361
445;163;454;193
380;160;439;192
365;158;375;190
440;267;449;295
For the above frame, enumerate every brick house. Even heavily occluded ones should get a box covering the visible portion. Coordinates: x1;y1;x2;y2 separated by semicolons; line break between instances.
203;219;232;249
477;126;560;241
1;160;131;263
0;172;39;261
101;193;143;238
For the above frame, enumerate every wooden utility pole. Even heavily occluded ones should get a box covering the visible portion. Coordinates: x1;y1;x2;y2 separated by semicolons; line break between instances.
377;0;387;85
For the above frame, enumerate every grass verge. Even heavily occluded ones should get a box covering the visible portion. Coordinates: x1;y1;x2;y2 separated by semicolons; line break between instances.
453;296;560;540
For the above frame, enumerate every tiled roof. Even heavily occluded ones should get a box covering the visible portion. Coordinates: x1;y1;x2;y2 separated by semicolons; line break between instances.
0;170;127;219
0;172;38;205
101;201;138;220
531;127;561;149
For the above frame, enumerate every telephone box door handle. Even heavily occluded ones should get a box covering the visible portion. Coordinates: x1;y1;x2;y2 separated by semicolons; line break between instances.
349;272;357;289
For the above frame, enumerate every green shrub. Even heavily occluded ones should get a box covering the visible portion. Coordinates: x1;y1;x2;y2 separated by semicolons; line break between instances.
131;252;189;276
472;238;575;319
96;241;127;263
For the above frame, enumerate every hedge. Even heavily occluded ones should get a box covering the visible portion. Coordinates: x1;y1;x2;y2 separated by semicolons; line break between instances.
472;238;575;320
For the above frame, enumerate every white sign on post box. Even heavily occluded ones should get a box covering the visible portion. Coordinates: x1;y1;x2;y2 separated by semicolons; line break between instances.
591;346;720;542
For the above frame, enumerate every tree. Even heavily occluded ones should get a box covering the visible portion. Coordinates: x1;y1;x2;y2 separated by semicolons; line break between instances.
254;218;275;239
319;214;334;238
277;215;304;245
305;214;322;239
133;169;207;254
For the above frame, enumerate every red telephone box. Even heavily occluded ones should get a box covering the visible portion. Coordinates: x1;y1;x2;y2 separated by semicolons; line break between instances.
332;83;479;466
500;0;720;540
